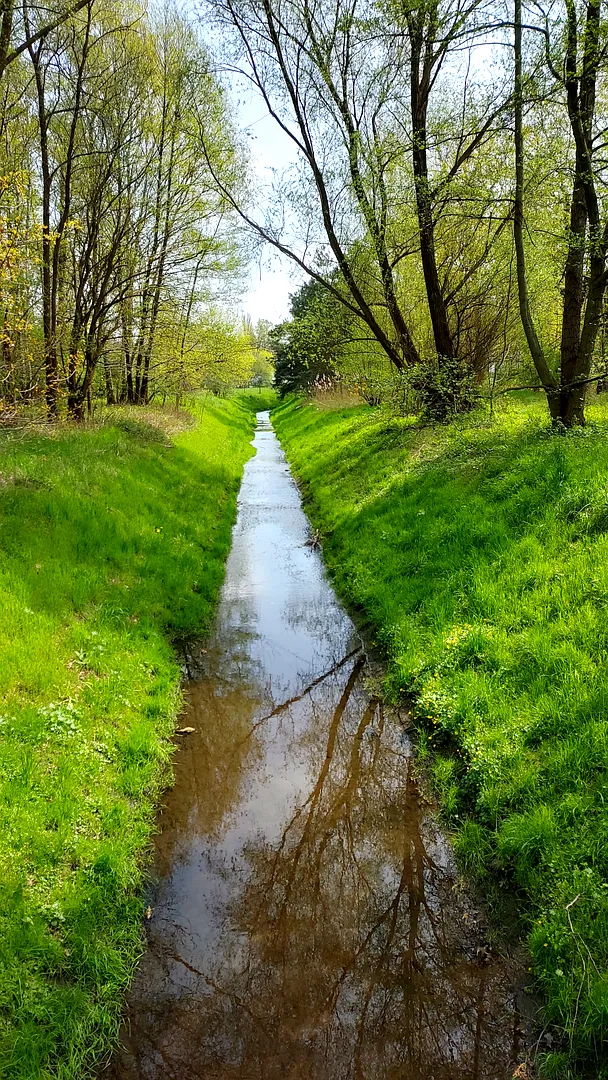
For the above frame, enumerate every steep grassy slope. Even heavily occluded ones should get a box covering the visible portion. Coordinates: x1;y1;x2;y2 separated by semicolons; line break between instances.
0;393;274;1079
273;394;608;1079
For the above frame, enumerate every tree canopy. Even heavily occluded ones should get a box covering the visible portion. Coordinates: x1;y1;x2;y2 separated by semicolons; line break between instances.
4;0;608;423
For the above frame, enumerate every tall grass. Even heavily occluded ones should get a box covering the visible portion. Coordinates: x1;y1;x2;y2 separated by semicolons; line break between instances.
273;393;608;1079
0;393;268;1079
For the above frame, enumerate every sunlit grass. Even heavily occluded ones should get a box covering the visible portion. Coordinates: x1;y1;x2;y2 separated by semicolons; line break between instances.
273;392;608;1079
0;394;262;1079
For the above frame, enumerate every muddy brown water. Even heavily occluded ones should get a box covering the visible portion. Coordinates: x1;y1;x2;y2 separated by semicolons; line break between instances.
108;411;533;1080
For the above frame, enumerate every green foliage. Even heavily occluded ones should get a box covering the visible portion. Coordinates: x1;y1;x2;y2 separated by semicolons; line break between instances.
410;356;480;421
0;1;248;415
0;395;258;1078
250;351;275;388
271;279;355;395
233;387;278;413
273;393;608;1078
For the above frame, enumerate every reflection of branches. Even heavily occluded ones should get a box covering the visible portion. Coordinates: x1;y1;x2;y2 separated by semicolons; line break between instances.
229;645;362;759
116;650;529;1080
233;666;521;1079
353;761;436;1076
261;653;366;922
167;952;270;1031
324;694;378;829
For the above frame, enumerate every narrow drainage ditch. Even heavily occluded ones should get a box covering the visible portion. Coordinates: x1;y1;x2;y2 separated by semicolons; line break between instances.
107;410;534;1080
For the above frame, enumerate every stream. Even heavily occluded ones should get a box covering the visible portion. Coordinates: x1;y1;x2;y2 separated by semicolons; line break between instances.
108;411;532;1079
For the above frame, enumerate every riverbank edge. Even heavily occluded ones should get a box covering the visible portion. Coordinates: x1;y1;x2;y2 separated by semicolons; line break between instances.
0;392;275;1079
271;394;608;1080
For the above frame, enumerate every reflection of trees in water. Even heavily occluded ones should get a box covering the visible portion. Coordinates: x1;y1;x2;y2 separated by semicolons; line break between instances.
230;658;520;1079
205;589;355;706
111;656;526;1080
280;589;355;656
150;661;268;878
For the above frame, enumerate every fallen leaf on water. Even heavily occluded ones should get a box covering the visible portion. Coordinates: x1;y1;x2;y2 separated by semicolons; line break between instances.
176;727;196;735
144;907;152;920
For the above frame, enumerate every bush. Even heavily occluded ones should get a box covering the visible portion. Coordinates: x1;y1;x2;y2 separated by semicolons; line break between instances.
410;356;480;421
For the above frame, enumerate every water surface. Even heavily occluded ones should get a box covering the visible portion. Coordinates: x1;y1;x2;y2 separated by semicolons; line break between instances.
109;411;531;1079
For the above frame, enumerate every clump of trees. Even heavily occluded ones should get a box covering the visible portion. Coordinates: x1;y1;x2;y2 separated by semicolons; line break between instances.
204;0;608;427
5;0;608;426
0;0;258;420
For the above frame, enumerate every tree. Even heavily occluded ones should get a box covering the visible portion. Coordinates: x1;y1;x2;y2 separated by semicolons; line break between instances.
393;0;508;364
0;0;90;80
271;278;358;394
203;0;513;413
120;8;242;406
514;0;608;426
7;0;245;418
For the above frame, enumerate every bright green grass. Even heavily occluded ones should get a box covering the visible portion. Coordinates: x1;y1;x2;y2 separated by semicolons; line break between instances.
273;393;608;1079
0;391;274;1079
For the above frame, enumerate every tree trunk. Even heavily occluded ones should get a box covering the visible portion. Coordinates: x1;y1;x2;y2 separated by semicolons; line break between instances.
140;355;150;405
559;384;586;426
559;166;588;419
67;345;96;421
0;2;14;80
125;359;134;403
513;0;559;419
514;0;608;427
556;0;604;426
410;38;454;361
104;354;115;405
29;38;57;417
120;287;135;402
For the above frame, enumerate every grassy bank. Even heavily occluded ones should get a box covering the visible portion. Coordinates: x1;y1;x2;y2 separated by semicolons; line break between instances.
273;393;608;1079
0;391;274;1079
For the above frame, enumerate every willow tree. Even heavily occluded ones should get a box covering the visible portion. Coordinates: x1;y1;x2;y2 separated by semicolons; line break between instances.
391;0;511;364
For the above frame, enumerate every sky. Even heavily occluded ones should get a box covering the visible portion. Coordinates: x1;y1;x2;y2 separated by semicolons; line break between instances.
234;99;303;326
